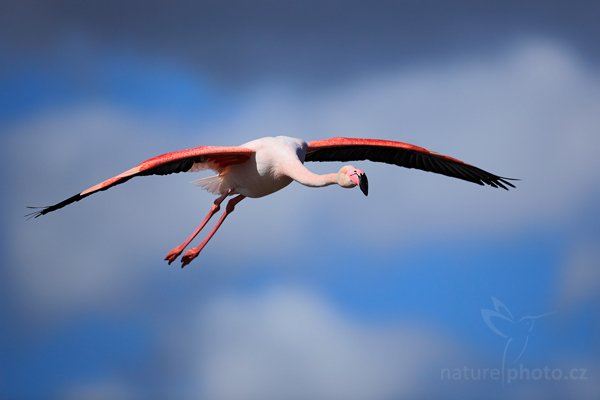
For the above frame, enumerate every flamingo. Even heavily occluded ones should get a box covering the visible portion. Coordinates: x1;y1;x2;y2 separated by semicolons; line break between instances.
27;136;516;267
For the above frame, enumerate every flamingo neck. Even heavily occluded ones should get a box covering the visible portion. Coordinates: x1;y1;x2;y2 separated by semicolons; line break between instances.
290;167;339;188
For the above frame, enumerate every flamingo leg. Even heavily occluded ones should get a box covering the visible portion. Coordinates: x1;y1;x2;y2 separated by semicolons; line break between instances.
181;194;245;268
164;192;229;265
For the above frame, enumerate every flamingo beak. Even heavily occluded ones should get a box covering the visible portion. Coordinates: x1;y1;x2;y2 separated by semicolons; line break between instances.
358;173;368;196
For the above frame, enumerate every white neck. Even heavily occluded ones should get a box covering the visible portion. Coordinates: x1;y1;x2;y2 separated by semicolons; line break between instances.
285;163;339;188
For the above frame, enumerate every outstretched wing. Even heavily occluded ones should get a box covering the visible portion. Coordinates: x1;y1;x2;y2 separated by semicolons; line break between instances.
27;145;254;218
305;137;516;189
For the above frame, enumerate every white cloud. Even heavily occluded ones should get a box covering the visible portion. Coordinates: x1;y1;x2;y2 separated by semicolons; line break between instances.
5;38;600;316
166;287;460;400
219;38;600;247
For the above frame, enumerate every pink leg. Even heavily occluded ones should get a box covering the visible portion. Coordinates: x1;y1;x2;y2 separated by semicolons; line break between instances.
181;194;245;268
164;193;229;265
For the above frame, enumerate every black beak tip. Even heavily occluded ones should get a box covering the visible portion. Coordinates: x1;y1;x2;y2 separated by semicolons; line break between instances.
358;173;369;196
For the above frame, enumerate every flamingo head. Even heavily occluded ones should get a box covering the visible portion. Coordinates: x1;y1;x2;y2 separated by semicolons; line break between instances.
338;165;368;196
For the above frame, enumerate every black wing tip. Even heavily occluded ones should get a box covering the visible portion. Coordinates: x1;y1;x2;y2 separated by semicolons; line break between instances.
24;206;49;220
500;176;519;188
488;176;519;190
24;193;85;220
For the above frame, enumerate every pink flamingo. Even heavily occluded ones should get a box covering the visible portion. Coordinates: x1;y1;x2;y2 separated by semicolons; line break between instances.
28;136;516;267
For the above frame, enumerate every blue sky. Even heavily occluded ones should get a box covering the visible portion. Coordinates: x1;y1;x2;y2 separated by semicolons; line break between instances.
3;1;600;399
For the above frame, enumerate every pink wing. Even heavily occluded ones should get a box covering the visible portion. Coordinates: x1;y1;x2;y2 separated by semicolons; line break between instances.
306;137;517;190
27;145;254;218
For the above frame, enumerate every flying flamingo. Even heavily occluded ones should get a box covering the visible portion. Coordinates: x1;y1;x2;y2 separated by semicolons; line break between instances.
28;136;516;267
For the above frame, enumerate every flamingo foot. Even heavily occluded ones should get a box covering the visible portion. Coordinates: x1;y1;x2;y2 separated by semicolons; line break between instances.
164;246;185;265
181;248;200;268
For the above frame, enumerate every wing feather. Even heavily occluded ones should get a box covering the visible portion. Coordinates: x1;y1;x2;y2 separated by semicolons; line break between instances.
27;145;254;218
305;137;517;190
